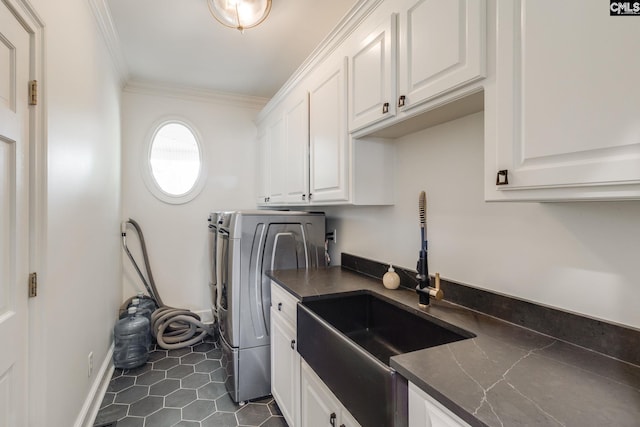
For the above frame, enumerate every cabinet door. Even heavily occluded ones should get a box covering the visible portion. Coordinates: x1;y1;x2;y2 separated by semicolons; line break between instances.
300;362;339;427
486;0;640;201
255;131;270;205
267;115;286;204
409;382;470;427
340;408;362;427
348;13;397;132
300;361;361;427
398;0;485;111
284;93;310;204
271;308;299;427
309;57;350;203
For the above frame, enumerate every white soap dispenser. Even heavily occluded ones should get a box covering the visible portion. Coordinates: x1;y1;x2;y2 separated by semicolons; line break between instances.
383;265;400;290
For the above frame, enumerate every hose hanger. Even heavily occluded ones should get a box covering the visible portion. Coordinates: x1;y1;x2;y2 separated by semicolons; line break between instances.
121;219;213;349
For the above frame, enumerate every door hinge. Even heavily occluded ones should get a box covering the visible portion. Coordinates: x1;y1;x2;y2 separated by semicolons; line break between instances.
28;272;37;297
29;80;38;106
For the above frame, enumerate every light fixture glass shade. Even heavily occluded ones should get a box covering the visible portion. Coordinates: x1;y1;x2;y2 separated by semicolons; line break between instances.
207;0;272;32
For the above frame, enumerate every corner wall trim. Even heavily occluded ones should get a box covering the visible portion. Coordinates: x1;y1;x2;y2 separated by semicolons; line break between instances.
87;0;129;85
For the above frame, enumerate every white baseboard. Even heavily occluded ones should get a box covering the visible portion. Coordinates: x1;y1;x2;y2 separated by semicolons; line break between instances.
72;311;213;427
74;344;114;427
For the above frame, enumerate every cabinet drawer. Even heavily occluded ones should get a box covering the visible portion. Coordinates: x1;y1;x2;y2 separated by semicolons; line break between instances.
271;281;299;326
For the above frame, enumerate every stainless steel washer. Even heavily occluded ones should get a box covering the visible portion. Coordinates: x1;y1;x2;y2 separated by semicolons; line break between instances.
216;210;326;402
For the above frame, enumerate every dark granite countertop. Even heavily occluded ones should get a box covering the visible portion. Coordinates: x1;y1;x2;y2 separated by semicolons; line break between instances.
267;267;640;427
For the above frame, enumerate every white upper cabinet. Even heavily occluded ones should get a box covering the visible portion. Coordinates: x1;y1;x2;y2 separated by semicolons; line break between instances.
266;113;286;204
283;90;310;204
346;0;486;136
255;130;270;205
309;56;350;203
397;0;486;112
256;89;309;206
348;13;398;132
485;0;640;201
255;49;394;207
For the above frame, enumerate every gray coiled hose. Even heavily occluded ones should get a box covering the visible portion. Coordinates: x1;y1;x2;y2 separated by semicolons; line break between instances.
121;219;213;349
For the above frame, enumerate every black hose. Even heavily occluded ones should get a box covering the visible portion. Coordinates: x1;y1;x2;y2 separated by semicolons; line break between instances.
121;219;213;349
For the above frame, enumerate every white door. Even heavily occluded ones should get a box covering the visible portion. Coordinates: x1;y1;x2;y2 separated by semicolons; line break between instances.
0;1;31;425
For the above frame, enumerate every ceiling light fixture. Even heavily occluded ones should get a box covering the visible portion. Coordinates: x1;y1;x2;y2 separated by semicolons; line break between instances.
207;0;272;33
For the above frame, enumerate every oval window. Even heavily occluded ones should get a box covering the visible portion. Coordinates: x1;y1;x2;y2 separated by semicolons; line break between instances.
143;121;205;204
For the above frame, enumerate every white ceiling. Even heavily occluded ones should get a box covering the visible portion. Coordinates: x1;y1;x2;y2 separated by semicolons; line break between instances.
107;0;359;99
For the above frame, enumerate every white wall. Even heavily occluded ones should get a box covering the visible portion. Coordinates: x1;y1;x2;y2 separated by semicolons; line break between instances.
119;101;640;331
325;112;640;329
121;88;263;318
29;0;123;425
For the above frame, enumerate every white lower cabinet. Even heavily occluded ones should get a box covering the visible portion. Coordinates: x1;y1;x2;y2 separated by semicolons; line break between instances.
408;382;470;427
300;360;361;427
270;283;301;427
270;280;469;427
270;281;361;427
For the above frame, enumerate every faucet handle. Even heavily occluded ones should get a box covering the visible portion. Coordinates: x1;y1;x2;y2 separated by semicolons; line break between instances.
428;273;444;301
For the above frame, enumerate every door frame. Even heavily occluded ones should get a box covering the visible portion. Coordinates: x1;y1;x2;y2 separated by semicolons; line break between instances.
3;0;46;425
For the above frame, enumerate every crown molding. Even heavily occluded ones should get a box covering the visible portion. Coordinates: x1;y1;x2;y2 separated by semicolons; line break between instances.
256;0;385;122
124;79;269;110
88;0;129;87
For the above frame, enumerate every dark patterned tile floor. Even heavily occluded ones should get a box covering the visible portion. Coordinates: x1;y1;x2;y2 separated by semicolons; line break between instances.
93;336;288;427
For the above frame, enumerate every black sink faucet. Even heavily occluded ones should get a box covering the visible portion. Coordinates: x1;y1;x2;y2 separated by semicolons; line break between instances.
415;191;443;306
416;249;431;305
416;269;443;307
415;245;443;306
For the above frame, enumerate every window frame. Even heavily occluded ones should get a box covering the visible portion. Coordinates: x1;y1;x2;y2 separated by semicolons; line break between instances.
141;118;207;204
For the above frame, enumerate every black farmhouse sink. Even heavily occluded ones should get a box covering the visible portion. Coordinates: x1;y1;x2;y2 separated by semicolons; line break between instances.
297;291;474;427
